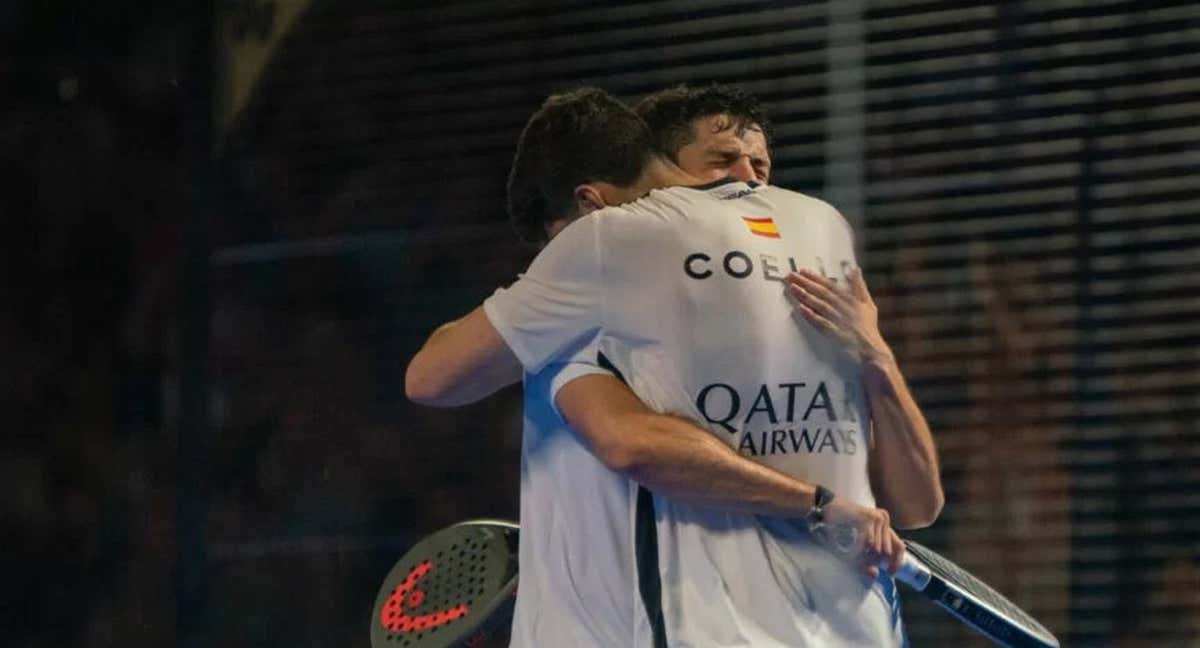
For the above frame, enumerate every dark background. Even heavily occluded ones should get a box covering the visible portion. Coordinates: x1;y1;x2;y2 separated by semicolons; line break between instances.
3;1;1197;646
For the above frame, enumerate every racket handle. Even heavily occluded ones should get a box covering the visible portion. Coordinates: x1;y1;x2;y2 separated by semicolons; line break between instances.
887;553;932;591
815;521;932;591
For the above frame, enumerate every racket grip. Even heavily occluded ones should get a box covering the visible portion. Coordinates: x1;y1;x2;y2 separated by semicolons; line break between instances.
887;553;932;591
816;522;932;591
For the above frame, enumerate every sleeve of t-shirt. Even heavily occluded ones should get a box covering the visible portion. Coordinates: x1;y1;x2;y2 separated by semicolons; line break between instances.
520;332;613;423
482;213;605;374
546;361;613;423
546;344;614;422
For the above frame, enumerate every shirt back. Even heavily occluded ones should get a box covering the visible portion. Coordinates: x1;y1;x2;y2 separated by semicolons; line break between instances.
486;180;904;647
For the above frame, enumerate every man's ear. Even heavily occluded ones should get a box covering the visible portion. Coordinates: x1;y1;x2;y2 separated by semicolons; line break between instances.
574;184;607;215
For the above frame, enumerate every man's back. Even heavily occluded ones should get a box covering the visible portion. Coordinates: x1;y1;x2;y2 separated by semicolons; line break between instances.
595;180;902;646
594;179;874;501
487;179;904;646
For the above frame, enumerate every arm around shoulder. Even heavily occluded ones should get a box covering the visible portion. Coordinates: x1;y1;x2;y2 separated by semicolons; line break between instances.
405;305;523;407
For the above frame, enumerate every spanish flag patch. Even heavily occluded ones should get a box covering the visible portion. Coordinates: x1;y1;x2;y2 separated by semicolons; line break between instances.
742;216;781;238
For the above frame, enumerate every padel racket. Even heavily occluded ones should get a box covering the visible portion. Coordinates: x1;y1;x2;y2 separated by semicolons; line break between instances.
816;523;1060;648
370;519;518;648
895;539;1060;648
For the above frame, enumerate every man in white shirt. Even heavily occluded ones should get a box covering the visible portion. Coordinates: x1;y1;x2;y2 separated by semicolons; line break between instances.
407;87;941;647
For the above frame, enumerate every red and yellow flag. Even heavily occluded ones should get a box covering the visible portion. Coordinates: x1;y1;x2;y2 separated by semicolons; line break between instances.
742;216;780;239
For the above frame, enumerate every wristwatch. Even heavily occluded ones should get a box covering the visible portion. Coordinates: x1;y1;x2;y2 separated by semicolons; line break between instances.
805;485;836;527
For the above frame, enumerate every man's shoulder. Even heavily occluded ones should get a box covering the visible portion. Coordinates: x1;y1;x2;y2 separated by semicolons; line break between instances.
759;185;853;229
589;198;678;234
547;205;641;245
544;204;675;266
592;202;642;220
759;184;838;212
632;180;752;218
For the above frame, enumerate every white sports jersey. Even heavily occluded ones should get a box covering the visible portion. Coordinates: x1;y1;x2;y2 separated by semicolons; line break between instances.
484;179;905;647
506;338;649;648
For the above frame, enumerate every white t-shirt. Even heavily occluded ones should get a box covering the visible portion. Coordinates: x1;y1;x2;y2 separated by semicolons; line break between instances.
485;179;905;647
507;338;649;648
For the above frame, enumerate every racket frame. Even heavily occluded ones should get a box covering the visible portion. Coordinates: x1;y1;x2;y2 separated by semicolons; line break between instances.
370;519;519;648
893;540;1060;648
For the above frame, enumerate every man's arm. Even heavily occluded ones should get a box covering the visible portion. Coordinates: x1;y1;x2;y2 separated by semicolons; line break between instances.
557;373;817;517
861;355;943;528
406;215;603;407
556;372;906;574
405;306;522;407
787;268;944;529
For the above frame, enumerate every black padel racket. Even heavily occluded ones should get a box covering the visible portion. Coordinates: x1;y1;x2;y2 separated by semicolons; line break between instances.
894;539;1059;648
816;523;1060;648
370;519;518;648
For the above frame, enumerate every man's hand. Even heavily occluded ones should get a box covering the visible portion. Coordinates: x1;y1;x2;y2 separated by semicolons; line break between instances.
785;268;894;367
788;267;943;528
788;267;944;529
816;499;906;579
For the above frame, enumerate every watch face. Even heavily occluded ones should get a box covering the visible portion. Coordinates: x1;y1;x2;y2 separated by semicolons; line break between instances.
831;524;859;554
810;522;860;558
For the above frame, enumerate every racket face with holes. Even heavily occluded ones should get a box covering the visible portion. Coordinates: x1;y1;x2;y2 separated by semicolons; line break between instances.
905;540;1059;648
370;520;518;648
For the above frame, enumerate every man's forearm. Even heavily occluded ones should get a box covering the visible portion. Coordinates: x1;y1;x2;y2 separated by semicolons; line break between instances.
622;411;820;517
864;356;943;528
405;306;523;407
558;374;817;518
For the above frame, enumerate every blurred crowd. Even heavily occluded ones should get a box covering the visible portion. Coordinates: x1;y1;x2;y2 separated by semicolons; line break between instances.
1;6;522;646
2;8;185;644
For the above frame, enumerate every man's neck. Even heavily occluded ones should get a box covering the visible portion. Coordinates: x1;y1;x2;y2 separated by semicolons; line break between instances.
597;156;708;208
635;155;704;194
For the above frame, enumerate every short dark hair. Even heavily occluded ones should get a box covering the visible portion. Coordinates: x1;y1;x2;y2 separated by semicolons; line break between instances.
507;87;653;244
633;83;772;160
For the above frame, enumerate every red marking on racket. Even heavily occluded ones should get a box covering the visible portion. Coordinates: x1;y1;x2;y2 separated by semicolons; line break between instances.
379;560;469;633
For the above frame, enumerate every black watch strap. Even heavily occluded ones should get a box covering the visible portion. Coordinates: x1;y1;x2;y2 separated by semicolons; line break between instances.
806;485;836;525
814;485;835;509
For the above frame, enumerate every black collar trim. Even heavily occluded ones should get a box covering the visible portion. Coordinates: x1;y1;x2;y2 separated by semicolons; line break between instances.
686;177;759;191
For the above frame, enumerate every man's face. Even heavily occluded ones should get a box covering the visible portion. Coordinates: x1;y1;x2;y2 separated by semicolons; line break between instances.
674;114;772;185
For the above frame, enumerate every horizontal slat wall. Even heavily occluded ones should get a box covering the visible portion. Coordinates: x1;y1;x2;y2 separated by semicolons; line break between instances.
213;2;830;646
222;0;831;242
861;2;1200;646
212;1;1198;645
